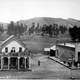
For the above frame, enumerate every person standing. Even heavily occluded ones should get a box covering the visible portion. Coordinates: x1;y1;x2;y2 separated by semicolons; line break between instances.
38;60;40;66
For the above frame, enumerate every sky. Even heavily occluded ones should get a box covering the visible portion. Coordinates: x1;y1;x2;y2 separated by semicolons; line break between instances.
0;0;80;23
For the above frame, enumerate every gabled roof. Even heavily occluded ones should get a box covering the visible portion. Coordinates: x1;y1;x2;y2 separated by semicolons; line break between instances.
50;45;56;50
0;35;26;49
1;35;14;46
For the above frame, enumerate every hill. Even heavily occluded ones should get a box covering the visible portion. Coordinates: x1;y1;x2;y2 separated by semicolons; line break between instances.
17;17;80;28
0;17;80;30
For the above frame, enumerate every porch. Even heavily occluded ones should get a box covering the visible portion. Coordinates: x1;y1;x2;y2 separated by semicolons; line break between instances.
0;56;29;70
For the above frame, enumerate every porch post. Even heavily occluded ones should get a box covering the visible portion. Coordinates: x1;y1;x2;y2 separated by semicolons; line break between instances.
8;57;10;70
0;58;1;70
18;57;20;70
25;57;26;69
1;57;3;70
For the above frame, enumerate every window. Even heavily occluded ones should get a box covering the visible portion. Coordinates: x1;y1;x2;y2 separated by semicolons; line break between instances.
11;47;15;53
5;47;8;53
19;47;22;52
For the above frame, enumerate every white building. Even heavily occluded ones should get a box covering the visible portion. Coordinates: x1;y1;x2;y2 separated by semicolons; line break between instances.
0;35;29;70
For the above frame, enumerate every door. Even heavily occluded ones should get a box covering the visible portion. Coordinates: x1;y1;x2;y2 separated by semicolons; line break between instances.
50;49;56;56
20;57;25;69
3;57;8;70
10;57;18;69
78;52;80;62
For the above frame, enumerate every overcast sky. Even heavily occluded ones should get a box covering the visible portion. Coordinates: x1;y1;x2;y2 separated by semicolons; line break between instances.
0;0;80;23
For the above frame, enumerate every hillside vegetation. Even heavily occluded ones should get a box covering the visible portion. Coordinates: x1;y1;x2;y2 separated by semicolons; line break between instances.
18;17;80;28
0;17;79;52
1;17;80;30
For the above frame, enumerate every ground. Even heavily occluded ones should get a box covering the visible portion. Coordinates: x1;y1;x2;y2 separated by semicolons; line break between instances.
0;54;80;80
22;34;71;53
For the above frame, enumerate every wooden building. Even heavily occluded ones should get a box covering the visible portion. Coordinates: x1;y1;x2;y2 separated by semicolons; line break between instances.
55;42;80;66
44;48;50;55
56;43;75;63
75;42;80;63
0;35;29;70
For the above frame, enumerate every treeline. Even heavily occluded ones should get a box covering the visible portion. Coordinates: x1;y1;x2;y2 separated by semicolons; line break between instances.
41;24;67;37
0;21;68;37
69;26;80;42
0;24;4;35
5;21;80;40
28;23;68;37
7;21;27;36
28;23;42;34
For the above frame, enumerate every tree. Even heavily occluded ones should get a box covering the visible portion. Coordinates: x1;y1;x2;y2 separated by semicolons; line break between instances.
0;25;4;33
7;21;15;35
35;23;40;33
69;25;78;42
7;21;25;36
48;24;53;37
41;24;47;36
24;24;27;31
28;22;35;35
59;25;67;34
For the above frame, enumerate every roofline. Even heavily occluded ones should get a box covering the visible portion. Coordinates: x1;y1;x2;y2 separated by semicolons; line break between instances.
1;35;14;46
0;35;26;49
56;43;75;49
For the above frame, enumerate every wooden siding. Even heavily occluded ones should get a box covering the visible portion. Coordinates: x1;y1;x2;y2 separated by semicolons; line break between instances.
56;45;75;62
75;43;80;61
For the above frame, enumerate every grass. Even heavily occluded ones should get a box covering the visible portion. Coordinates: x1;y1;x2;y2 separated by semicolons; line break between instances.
22;34;71;53
0;34;71;53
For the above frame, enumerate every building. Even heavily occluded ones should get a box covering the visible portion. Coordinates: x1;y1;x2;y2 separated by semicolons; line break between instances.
55;42;80;66
75;42;80;63
0;35;29;70
44;45;56;56
50;45;56;56
56;43;75;63
44;48;50;55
